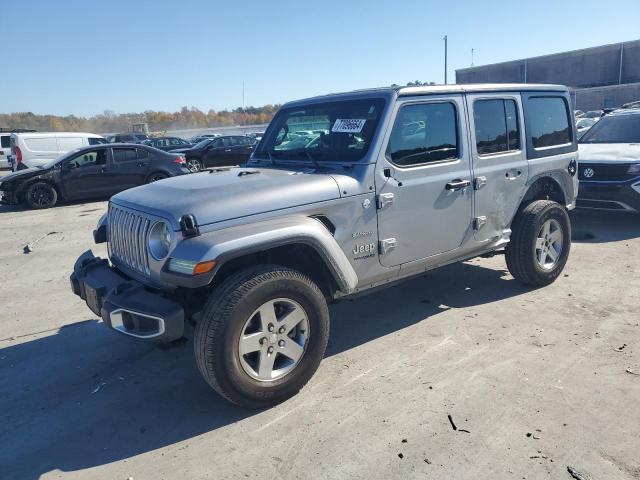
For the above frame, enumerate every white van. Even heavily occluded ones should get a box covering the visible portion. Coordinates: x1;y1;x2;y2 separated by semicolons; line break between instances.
0;133;11;168
9;132;106;170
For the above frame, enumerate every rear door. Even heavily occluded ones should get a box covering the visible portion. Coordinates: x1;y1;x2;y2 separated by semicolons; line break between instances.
110;146;149;191
376;95;474;267
466;94;527;242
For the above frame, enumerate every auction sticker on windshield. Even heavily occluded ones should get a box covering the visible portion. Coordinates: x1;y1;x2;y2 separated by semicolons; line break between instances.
332;118;366;133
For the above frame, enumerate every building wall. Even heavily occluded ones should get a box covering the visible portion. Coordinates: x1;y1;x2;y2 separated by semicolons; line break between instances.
456;40;640;108
571;83;640;111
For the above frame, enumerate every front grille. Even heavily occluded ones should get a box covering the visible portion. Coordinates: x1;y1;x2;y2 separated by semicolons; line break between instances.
107;204;152;275
579;163;635;182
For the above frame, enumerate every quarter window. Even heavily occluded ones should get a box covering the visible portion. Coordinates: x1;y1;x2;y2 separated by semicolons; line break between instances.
112;148;138;162
0;135;9;148
387;102;458;166
473;99;521;155
527;97;571;149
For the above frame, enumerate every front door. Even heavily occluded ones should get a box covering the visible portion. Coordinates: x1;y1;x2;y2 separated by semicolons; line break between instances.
203;138;232;167
61;149;112;199
376;95;474;267
465;94;528;242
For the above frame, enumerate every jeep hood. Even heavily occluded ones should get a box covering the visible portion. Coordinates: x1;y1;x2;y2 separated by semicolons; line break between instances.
111;167;342;228
579;143;640;163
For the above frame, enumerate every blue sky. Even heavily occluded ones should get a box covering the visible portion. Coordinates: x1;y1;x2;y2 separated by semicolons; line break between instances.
2;0;639;116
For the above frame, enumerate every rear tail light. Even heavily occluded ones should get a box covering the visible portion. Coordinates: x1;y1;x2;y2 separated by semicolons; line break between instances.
16;146;22;163
173;156;186;165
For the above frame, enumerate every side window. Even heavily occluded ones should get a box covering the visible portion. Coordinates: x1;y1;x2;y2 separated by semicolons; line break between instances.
1;135;11;148
168;138;182;146
527;97;571;149
473;99;521;155
69;150;106;168
387;102;458;166
137;148;149;159
210;138;223;148
112;148;138;163
88;137;106;145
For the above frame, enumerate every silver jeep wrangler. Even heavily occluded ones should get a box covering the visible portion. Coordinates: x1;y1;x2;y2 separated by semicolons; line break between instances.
71;84;579;407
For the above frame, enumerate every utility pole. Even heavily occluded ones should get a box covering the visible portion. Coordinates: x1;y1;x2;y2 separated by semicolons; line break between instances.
242;81;245;131
443;35;448;84
471;48;475;67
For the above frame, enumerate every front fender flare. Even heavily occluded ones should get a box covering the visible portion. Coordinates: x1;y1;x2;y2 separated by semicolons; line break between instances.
161;216;358;293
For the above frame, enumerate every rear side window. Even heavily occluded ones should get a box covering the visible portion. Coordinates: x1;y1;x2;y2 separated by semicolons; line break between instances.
112;148;138;162
473;99;521;155
1;135;10;148
387;102;458;166
527;97;571;149
88;137;107;145
137;148;149;159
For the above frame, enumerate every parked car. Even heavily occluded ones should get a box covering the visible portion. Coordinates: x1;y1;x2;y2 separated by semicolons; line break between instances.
105;133;150;144
0;144;188;209
189;133;221;144
583;110;604;120
577;108;640;213
575;117;597;138
9;132;106;170
248;131;265;142
169;135;255;172
143;136;193;152
70;83;578;408
574;109;585;118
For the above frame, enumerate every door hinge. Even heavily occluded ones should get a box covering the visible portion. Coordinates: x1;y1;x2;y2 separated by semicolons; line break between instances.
474;176;487;190
473;216;487;230
379;238;397;255
377;192;395;210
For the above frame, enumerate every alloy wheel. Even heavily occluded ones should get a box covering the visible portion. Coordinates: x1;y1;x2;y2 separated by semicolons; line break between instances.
238;298;310;382
535;219;563;270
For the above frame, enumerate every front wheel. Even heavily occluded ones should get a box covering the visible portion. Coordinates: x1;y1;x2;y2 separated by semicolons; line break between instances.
505;200;571;286
25;182;58;209
194;265;329;408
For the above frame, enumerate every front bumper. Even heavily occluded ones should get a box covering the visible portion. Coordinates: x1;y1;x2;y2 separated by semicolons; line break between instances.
577;179;640;212
70;250;184;341
0;189;19;205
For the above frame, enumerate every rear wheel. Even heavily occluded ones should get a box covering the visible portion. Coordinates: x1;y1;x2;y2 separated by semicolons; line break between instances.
194;265;329;408
505;200;571;286
25;182;58;209
186;158;202;173
147;172;168;183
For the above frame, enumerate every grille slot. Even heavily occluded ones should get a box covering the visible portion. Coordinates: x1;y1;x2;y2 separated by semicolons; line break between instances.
107;204;152;275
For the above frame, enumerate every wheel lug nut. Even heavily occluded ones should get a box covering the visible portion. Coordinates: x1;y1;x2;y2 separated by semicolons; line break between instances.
268;324;274;332
278;326;286;334
260;337;267;345
278;340;285;347
267;346;274;354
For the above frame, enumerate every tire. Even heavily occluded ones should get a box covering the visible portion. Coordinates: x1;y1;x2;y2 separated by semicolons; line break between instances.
25;182;58;209
505;200;571;286
186;158;202;173
194;265;329;408
147;172;168;183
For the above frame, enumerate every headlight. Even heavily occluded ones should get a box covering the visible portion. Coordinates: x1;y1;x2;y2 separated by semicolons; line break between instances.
148;221;173;260
627;163;640;175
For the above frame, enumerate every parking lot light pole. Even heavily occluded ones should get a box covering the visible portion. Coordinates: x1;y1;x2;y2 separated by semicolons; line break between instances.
443;35;448;84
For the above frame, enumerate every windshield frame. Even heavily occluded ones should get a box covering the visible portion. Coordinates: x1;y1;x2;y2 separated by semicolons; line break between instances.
252;96;389;165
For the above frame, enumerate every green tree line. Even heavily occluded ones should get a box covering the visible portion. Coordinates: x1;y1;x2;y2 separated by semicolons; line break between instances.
0;105;280;134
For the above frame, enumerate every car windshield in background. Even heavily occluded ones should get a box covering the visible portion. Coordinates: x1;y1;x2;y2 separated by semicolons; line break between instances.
256;98;386;162
579;114;640;143
193;138;213;149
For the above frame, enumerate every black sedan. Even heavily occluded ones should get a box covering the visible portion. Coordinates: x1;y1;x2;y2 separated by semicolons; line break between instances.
170;135;255;172
143;136;193;151
0;144;189;209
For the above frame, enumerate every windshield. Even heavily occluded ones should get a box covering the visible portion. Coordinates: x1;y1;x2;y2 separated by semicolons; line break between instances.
579;114;640;144
41;148;83;169
255;98;386;163
193;138;213;149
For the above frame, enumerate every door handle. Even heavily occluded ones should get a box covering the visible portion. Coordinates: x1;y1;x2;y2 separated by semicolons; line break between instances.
224;149;232;152
505;169;523;179
445;179;471;191
137;162;147;167
101;167;107;173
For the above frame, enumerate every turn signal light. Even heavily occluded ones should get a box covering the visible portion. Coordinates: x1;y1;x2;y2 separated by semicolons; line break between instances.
193;260;216;275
